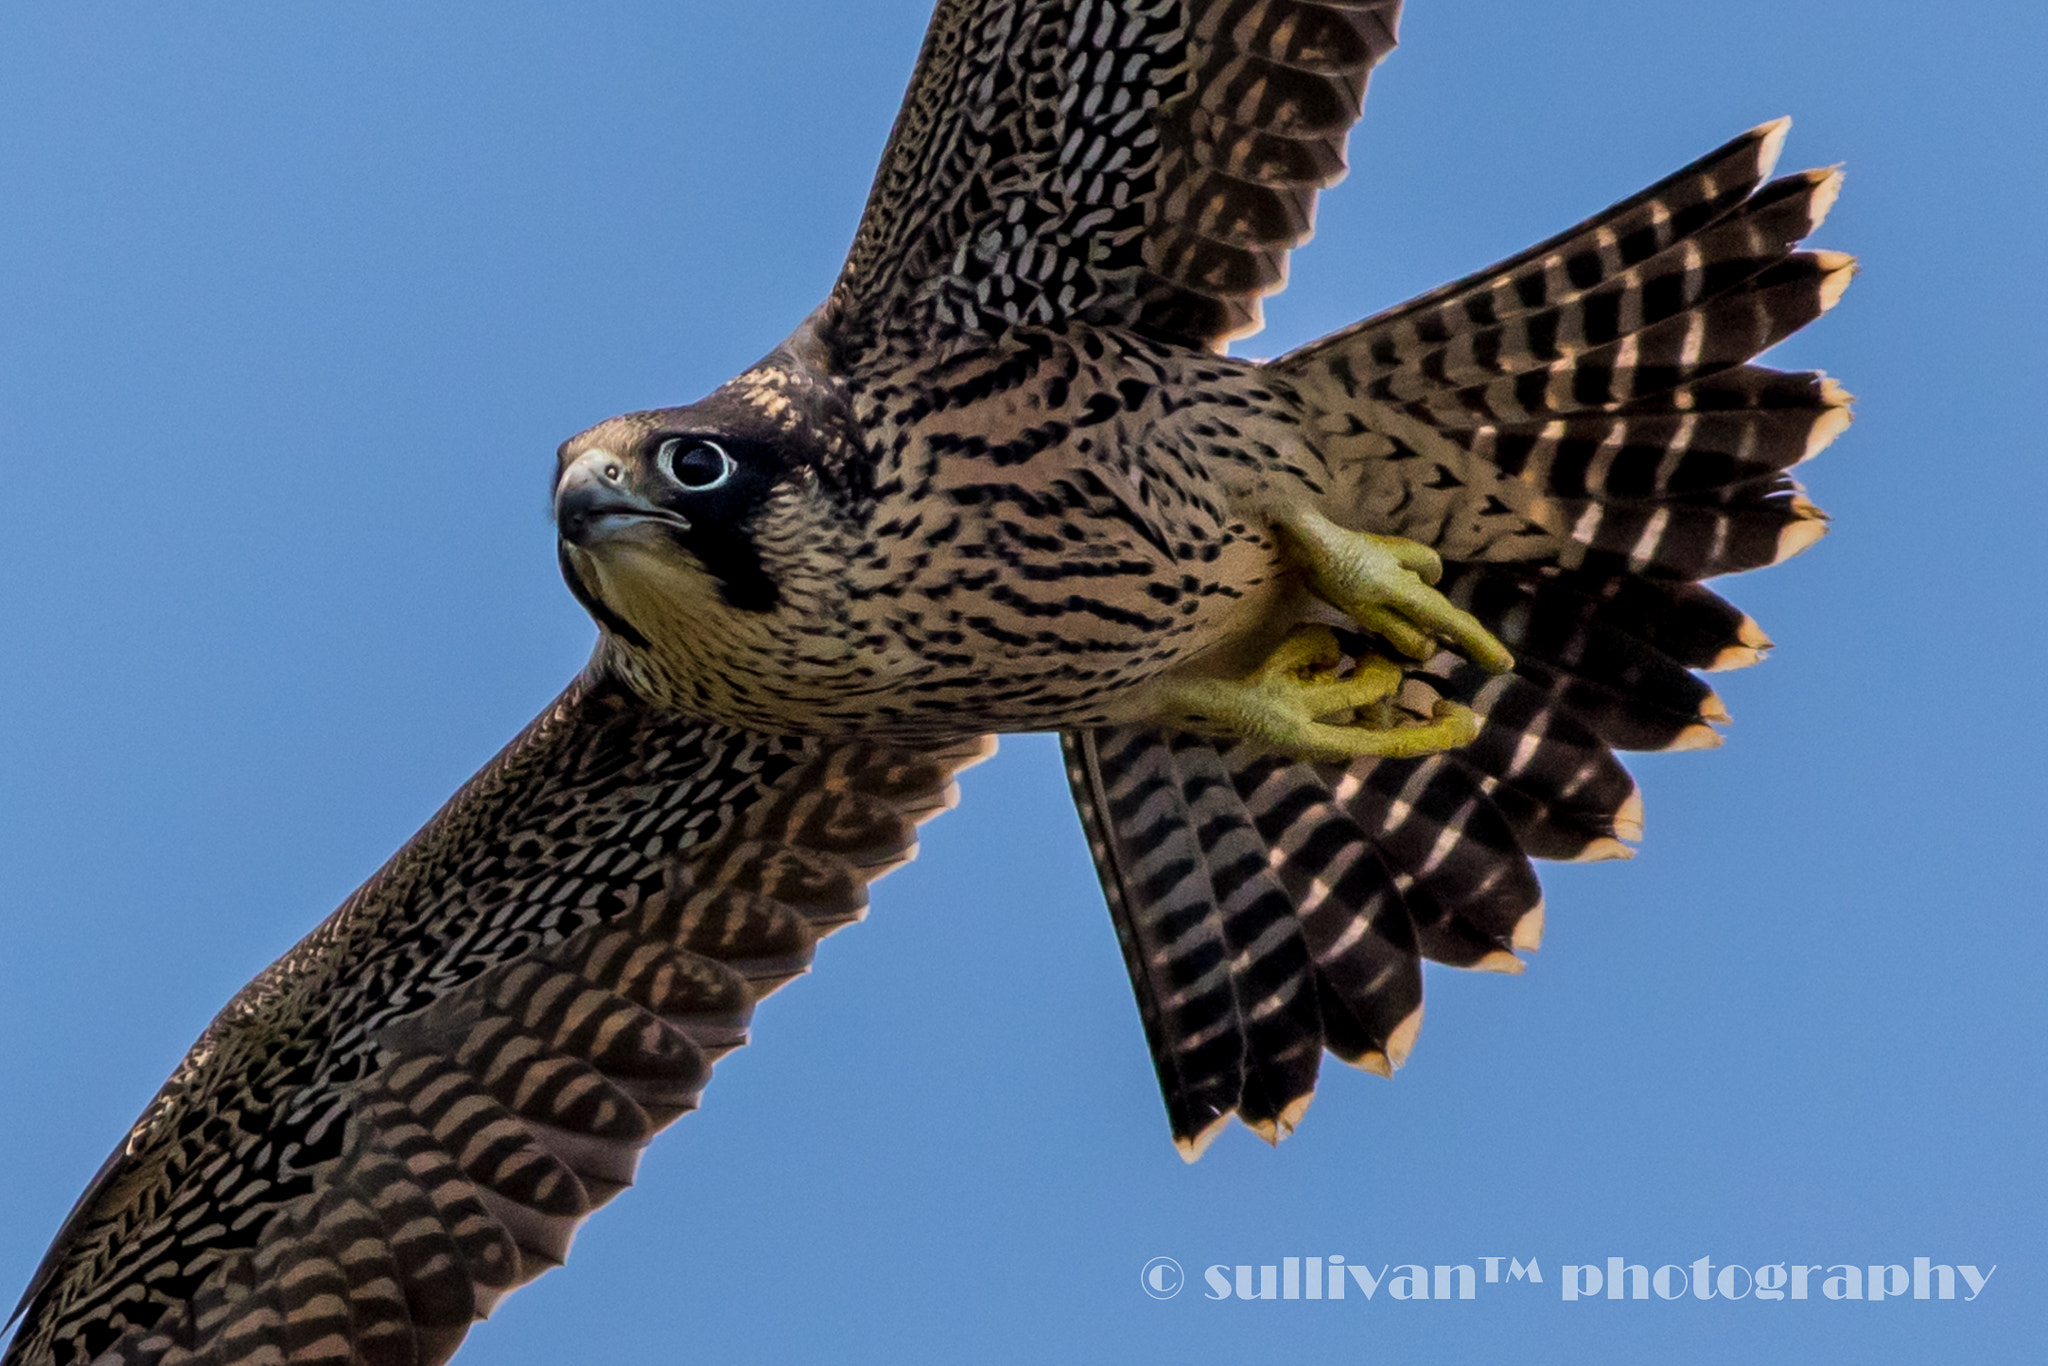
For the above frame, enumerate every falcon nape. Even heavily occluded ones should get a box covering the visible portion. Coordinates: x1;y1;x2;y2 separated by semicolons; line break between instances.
6;2;1852;1364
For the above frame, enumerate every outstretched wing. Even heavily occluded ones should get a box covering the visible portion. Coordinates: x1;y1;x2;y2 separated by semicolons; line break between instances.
5;675;990;1366
825;0;1403;359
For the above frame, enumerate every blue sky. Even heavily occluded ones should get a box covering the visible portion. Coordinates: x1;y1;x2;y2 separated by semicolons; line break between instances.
1;2;2042;1363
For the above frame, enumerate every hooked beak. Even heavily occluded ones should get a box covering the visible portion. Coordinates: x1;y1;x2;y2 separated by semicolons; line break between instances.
555;448;688;547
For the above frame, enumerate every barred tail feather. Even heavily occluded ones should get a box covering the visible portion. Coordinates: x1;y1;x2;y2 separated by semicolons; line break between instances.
1360;249;1853;421
1064;561;1760;1148
1326;119;1803;373
1276;121;1854;583
1066;717;1550;1156
1064;729;1323;1159
1067;124;1849;1156
1227;751;1425;1075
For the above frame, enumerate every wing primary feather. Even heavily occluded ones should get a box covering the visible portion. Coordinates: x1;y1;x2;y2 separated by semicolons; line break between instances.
3;673;991;1366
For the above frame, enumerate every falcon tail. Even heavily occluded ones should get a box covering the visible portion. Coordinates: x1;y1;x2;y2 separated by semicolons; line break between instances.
1066;121;1853;1160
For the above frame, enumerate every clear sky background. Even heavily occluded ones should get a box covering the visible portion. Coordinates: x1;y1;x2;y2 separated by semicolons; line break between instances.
1;3;2042;1363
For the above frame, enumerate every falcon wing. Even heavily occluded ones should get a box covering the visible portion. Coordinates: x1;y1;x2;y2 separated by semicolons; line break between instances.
825;0;1403;358
5;675;990;1366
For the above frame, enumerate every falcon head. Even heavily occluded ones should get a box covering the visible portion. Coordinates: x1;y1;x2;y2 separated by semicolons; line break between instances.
552;339;861;655
555;405;787;633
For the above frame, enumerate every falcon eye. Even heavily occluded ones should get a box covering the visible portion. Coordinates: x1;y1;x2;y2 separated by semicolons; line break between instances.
655;438;735;492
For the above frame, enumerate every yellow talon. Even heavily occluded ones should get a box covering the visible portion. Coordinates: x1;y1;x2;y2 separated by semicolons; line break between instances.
1277;507;1516;674
1148;512;1511;761
1158;625;1482;763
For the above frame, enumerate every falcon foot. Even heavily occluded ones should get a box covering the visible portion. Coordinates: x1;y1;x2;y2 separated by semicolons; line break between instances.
1277;507;1516;675
1158;625;1482;763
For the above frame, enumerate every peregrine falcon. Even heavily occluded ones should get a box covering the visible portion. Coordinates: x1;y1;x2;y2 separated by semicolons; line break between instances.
6;2;1852;1363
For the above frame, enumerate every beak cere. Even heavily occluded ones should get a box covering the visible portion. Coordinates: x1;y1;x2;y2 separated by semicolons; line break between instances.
555;448;684;547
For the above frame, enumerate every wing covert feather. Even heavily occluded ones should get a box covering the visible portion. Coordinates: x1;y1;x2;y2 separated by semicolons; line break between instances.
5;675;991;1366
825;0;1404;359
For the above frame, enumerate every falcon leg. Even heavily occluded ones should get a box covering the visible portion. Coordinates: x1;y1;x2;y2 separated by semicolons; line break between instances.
1157;625;1482;763
1276;507;1516;675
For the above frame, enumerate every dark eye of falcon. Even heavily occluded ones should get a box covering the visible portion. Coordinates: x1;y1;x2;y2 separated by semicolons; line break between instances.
656;437;735;491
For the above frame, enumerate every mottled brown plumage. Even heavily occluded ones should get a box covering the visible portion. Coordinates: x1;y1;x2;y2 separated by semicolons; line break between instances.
7;2;1854;1363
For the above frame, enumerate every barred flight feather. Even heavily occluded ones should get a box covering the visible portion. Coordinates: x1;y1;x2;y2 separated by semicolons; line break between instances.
832;0;1405;357
6;679;991;1366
